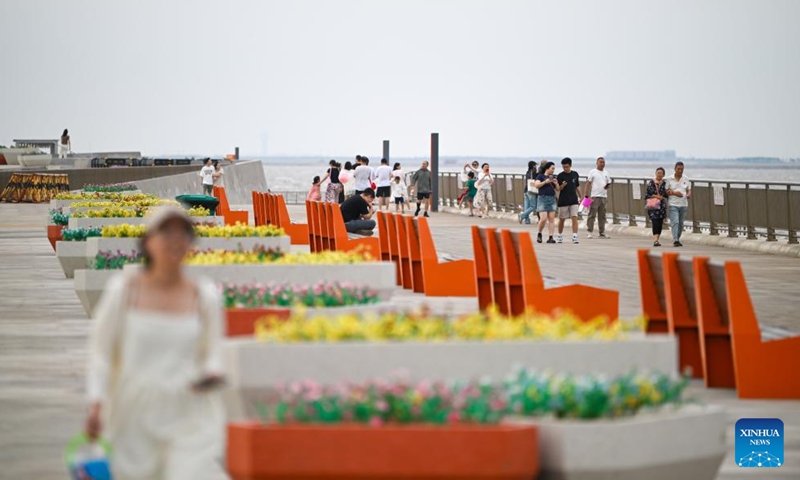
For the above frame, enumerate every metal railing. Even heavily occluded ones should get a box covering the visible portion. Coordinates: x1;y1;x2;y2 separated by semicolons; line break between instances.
437;172;800;244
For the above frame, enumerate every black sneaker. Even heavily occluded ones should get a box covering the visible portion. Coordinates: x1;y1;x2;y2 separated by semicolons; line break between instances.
653;241;661;247
546;237;556;244
414;210;420;217
537;233;543;243
423;212;429;218
673;241;683;247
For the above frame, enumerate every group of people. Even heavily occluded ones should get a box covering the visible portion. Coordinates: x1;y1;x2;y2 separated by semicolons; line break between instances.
508;156;690;247
308;156;436;235
198;158;225;195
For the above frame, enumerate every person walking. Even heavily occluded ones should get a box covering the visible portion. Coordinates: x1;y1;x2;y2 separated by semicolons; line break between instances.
320;159;343;203
307;176;322;202
411;160;432;217
391;175;407;213
556;158;581;244
212;161;224;187
646;167;668;247
583;157;611;239
353;157;374;196
85;206;227;479
59;129;71;158
475;163;494;218
199;158;215;195
535;162;560;243
340;188;377;234
464;171;477;217
374;158;393;211
666;161;691;247
340;161;355;201
518;160;539;225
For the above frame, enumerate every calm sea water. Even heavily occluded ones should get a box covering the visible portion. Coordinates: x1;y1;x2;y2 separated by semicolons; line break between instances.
260;158;800;192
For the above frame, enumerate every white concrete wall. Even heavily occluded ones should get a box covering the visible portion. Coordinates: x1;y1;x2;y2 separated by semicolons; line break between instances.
134;160;266;204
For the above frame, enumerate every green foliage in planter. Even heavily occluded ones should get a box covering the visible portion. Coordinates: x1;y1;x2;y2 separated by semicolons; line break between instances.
259;378;507;426
505;368;690;420
82;182;138;193
61;227;102;242
49;209;70;226
91;251;142;270
222;281;381;309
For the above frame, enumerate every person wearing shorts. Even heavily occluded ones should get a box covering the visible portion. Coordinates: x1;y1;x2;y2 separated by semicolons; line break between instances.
535;161;559;244
374;158;393;211
411;161;432;217
556;157;581;244
391;176;407;213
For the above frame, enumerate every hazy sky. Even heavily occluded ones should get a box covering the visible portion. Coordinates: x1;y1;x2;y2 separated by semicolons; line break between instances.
2;0;798;158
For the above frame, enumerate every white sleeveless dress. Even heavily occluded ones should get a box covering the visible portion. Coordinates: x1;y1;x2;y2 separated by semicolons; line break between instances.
87;274;228;480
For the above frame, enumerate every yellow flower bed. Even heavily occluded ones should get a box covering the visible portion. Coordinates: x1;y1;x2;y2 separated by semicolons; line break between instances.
184;248;370;266
72;207;142;218
194;224;285;238
70;199;179;208
54;192;158;201
101;224;286;238
255;309;645;343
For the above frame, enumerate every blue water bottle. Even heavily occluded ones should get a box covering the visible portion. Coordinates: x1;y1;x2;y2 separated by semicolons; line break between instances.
65;433;113;480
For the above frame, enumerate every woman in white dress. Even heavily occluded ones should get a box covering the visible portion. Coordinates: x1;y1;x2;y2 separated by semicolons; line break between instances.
59;129;71;158
85;206;228;480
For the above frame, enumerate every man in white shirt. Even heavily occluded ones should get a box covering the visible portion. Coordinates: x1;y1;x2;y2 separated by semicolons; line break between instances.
582;157;611;238
666;161;691;247
373;158;393;211
353;157;375;195
198;158;215;195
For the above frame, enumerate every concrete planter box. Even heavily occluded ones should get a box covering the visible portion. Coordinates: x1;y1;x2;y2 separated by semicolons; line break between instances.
124;263;397;289
0;148;37;166
68;216;222;229
56;241;89;278
227;422;540;480
18;155;53;167
85;236;291;259
74;262;396;316
506;405;726;480
225;303;388;337
221;335;677;419
74;269;116;316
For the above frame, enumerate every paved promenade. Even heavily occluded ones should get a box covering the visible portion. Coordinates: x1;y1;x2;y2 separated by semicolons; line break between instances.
0;202;798;479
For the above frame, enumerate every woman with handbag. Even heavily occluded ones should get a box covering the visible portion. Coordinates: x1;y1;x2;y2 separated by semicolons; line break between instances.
85;206;228;479
645;167;668;247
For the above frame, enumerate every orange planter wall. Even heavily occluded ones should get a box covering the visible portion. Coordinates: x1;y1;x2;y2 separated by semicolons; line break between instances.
226;308;291;337
227;422;539;480
47;225;63;251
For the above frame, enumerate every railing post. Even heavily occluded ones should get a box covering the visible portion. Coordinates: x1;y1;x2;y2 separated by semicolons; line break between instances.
726;183;735;237
627;179;636;226
744;184;756;239
765;184;776;241
430;133;439;213
708;182;718;235
610;179;620;225
690;180;701;233
788;185;797;244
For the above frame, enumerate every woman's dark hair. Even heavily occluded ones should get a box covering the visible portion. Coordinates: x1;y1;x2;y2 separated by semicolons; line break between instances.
527;160;537;170
139;220;195;270
344;161;353;170
213;160;220;168
313;175;320;184
656;167;666;174
481;163;489;169
329;159;337;166
393;162;401;171
62;129;69;137
539;161;555;174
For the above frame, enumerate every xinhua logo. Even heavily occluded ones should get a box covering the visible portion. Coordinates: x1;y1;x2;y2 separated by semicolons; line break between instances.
735;418;784;468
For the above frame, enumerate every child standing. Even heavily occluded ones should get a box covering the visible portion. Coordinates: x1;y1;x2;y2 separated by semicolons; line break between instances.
307;176;322;202
392;175;407;213
465;171;477;217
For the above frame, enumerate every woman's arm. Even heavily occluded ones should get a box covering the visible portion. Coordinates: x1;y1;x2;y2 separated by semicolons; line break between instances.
85;274;127;438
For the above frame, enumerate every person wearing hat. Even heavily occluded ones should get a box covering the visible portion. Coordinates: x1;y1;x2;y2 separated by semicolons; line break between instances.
85;206;228;479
